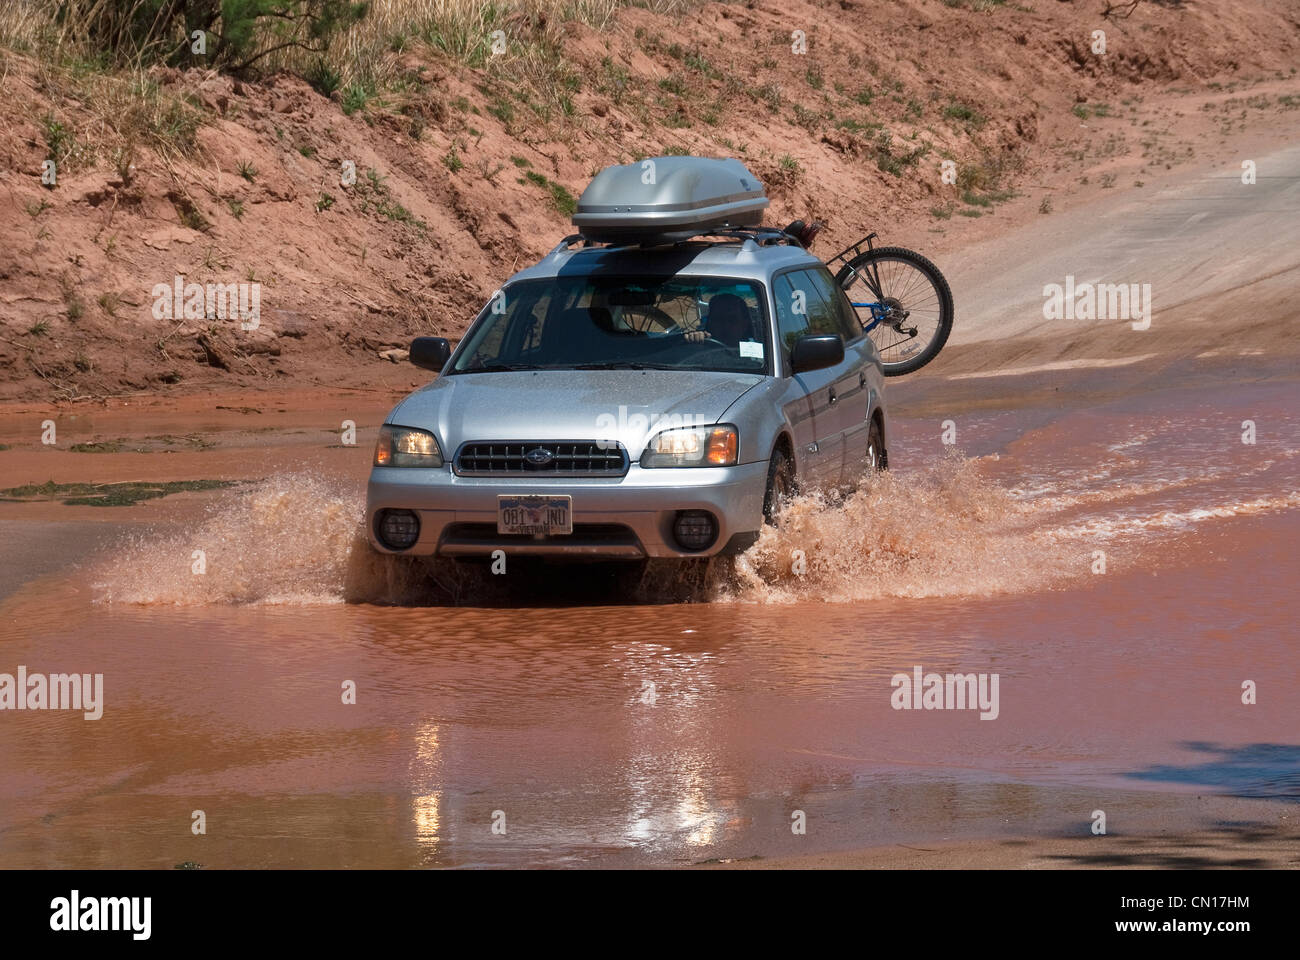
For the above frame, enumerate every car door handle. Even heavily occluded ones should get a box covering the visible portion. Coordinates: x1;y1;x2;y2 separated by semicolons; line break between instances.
828;388;838;405
859;372;867;388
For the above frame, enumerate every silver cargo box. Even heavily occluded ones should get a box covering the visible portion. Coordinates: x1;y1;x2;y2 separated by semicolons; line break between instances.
572;156;768;243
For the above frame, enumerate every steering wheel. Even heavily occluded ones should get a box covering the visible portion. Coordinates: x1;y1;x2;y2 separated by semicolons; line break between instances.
620;305;679;334
687;337;735;357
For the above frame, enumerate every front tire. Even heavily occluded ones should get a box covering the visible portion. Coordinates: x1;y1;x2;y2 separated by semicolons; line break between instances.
866;417;885;472
762;446;795;525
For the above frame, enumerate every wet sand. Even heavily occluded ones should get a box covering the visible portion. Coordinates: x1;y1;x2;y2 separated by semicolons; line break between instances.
1;146;1297;869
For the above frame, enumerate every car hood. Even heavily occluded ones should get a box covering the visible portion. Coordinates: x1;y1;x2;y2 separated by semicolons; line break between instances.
389;369;763;457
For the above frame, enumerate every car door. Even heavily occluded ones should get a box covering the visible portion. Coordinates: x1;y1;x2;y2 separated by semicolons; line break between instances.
803;266;875;480
772;269;843;488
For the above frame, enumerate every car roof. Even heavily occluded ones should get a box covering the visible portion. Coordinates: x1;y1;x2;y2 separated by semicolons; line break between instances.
507;235;825;286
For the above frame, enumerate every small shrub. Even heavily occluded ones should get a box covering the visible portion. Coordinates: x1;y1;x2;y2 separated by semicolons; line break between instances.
341;81;373;116
305;59;341;98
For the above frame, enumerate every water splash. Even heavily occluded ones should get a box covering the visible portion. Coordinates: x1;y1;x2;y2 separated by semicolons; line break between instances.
726;455;1073;602
92;474;443;606
90;455;1298;607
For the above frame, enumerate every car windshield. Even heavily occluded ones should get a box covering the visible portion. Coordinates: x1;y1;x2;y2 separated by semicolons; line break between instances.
450;275;771;375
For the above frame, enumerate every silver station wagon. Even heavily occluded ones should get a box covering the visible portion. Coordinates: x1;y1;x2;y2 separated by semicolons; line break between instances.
366;157;888;570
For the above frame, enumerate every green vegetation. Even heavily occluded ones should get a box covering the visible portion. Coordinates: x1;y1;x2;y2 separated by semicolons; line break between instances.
942;101;986;129
0;479;237;507
305;58;342;97
10;1;368;73
486;96;515;125
756;82;783;112
835;118;882;135
792;104;818;130
873;131;928;177
523;170;576;216
659;74;686;96
942;0;1007;9
356;168;424;227
41;113;74;163
341;79;375;116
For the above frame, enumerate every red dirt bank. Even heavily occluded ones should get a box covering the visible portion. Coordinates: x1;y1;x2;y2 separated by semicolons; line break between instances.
1;0;1297;402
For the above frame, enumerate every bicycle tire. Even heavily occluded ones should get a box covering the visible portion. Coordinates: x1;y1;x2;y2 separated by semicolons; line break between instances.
835;246;954;376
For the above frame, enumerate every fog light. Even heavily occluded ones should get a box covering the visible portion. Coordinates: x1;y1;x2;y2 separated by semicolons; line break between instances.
673;510;717;552
377;509;420;550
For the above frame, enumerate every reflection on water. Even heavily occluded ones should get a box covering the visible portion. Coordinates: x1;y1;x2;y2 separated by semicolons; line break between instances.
410;721;443;862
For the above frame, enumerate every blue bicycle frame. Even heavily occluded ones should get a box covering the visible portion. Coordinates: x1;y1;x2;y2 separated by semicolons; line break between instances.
850;300;888;332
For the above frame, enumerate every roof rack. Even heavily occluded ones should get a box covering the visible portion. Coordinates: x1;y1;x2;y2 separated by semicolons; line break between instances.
546;226;805;259
706;227;806;248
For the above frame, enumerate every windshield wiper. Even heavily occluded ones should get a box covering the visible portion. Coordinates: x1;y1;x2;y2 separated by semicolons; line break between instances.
453;362;545;374
574;361;678;370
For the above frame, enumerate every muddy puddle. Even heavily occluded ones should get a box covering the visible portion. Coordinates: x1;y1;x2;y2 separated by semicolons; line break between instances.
0;368;1296;867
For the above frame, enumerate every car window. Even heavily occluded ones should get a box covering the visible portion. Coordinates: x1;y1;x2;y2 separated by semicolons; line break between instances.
774;269;843;367
772;273;811;363
451;275;771;375
804;267;864;342
798;267;860;343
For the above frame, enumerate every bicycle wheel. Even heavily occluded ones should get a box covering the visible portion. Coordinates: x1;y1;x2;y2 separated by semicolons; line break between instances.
835;246;953;376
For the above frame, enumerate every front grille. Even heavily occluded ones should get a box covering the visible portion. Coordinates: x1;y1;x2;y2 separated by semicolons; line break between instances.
454;440;628;477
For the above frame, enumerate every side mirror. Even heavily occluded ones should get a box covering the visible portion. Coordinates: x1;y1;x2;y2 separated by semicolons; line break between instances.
790;333;844;374
409;336;451;372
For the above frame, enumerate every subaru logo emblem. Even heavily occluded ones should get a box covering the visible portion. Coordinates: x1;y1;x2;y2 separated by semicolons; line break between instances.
525;447;555;466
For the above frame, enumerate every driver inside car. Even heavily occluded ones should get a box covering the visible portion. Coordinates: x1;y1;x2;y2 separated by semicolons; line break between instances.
685;293;752;348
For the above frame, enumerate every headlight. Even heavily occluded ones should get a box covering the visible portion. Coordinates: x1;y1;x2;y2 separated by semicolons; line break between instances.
375;424;443;467
641;425;738;468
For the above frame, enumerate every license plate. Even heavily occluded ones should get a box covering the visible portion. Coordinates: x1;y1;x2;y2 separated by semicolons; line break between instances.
497;495;572;535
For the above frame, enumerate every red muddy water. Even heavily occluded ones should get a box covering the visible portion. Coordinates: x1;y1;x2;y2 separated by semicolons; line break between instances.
0;358;1295;868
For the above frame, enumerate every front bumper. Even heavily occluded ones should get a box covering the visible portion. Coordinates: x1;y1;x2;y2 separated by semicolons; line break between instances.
365;460;768;559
